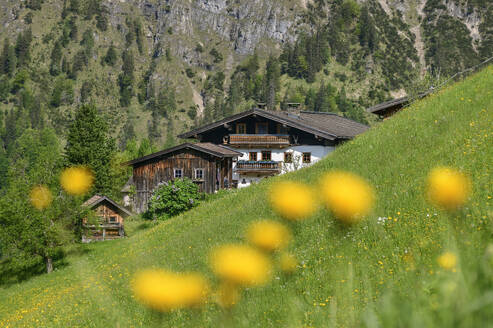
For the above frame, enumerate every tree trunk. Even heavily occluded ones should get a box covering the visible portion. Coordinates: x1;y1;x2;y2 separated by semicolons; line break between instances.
46;256;53;274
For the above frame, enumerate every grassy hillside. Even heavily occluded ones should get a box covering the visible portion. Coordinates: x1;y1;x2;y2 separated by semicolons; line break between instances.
0;66;492;327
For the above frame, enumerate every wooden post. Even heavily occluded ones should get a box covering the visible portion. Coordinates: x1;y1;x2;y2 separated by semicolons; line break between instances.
103;228;106;241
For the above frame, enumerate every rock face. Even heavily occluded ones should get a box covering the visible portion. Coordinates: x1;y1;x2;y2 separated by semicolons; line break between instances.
129;0;298;56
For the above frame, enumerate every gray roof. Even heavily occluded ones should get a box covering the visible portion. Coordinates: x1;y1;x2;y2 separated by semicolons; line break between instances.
83;195;133;217
366;91;431;115
178;109;369;140
124;142;242;167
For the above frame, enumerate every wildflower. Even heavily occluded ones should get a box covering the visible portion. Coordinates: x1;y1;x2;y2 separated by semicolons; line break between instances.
246;220;291;252
426;167;471;211
29;185;53;210
60;166;94;196
320;171;374;224
132;269;209;312
216;281;240;309
210;245;272;286
437;252;457;271
279;252;297;273
269;181;316;221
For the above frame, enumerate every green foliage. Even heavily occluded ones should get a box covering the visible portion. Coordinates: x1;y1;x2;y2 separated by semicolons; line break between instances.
14;28;33;68
145;178;201;220
119;50;134;107
102;44;118;66
209;48;223;63
0;39;16;77
64;104;116;196
49;41;63;76
50;77;74;108
0;128;84;283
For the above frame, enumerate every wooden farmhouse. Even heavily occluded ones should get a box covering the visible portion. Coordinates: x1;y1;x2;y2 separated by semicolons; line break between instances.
178;107;369;188
124;143;242;213
82;195;132;242
123;107;368;214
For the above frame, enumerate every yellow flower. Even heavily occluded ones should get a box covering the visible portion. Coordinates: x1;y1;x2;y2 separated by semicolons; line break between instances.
437;252;457;271
320;171;374;224
269;181;316;221
216;281;241;309
426;167;471;211
279;252;297;274
60;166;94;196
29;185;53;210
210;245;272;286
132;269;209;312
246;220;291;252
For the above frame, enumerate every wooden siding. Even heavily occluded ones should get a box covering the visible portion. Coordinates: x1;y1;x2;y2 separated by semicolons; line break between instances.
83;203;125;241
132;148;231;213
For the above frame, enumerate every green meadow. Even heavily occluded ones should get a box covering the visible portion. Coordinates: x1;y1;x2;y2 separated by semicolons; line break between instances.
0;66;492;327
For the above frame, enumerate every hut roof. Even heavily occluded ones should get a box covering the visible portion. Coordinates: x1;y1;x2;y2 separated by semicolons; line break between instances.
124;142;242;167
83;195;133;218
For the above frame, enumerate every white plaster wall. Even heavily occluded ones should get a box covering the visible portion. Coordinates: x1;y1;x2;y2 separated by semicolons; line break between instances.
233;145;335;188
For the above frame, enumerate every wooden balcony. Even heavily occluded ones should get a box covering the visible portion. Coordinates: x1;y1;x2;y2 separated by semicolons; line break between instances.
226;134;290;147
235;161;281;173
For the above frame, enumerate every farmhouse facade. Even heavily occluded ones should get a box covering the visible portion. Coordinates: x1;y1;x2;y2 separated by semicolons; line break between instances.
179;108;369;188
82;195;132;242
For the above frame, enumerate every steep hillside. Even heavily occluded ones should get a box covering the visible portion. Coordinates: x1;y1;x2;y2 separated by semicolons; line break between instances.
0;0;492;152
0;65;491;327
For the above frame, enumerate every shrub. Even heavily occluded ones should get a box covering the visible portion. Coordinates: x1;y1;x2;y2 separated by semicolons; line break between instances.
145;178;201;220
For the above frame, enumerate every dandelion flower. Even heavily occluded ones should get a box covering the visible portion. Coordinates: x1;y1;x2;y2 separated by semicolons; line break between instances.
29;185;53;210
216;281;241;309
210;245;272;286
320;171;374;224
132;269;209;312
60;166;94;196
437;252;457;271
279;252;297;274
246;220;291;252
426;167;471;211
269;181;316;221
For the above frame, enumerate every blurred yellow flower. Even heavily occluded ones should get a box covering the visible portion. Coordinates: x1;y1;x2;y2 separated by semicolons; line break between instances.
132;269;209;312
216;281;240;309
320;171;374;224
246;220;291;252
60;166;94;196
437;252;457;271
269;181;316;221
29;185;53;210
279;252;297;274
426;167;471;211
210;244;272;286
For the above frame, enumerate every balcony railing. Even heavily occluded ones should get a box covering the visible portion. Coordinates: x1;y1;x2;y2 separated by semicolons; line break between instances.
235;160;281;173
226;134;290;146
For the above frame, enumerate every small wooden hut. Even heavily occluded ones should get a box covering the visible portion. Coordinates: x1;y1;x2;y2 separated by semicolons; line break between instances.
82;195;132;242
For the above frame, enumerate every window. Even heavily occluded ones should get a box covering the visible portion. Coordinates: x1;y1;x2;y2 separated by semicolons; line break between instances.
194;168;204;180
284;152;293;163
236;123;246;134
109;216;117;223
249;152;257;161
174;168;183;178
302;152;311;164
256;122;268;134
262;151;271;161
277;124;289;134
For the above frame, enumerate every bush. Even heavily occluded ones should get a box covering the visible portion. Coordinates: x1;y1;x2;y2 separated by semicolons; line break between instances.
145;178;201;220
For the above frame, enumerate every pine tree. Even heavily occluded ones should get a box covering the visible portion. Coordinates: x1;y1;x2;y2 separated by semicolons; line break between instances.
118;50;134;106
65;104;116;195
103;44;118;66
15;28;33;67
263;55;281;109
1;39;17;77
49;41;62;76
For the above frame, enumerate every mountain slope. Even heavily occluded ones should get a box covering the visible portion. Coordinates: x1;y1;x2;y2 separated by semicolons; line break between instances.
0;65;492;327
1;0;492;151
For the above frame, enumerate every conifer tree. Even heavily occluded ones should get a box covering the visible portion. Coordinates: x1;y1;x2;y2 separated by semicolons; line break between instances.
65;104;116;195
49;41;62;76
1;39;16;77
103;44;118;66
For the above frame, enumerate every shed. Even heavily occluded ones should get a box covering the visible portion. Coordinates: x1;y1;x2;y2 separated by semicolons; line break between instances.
82;195;132;242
